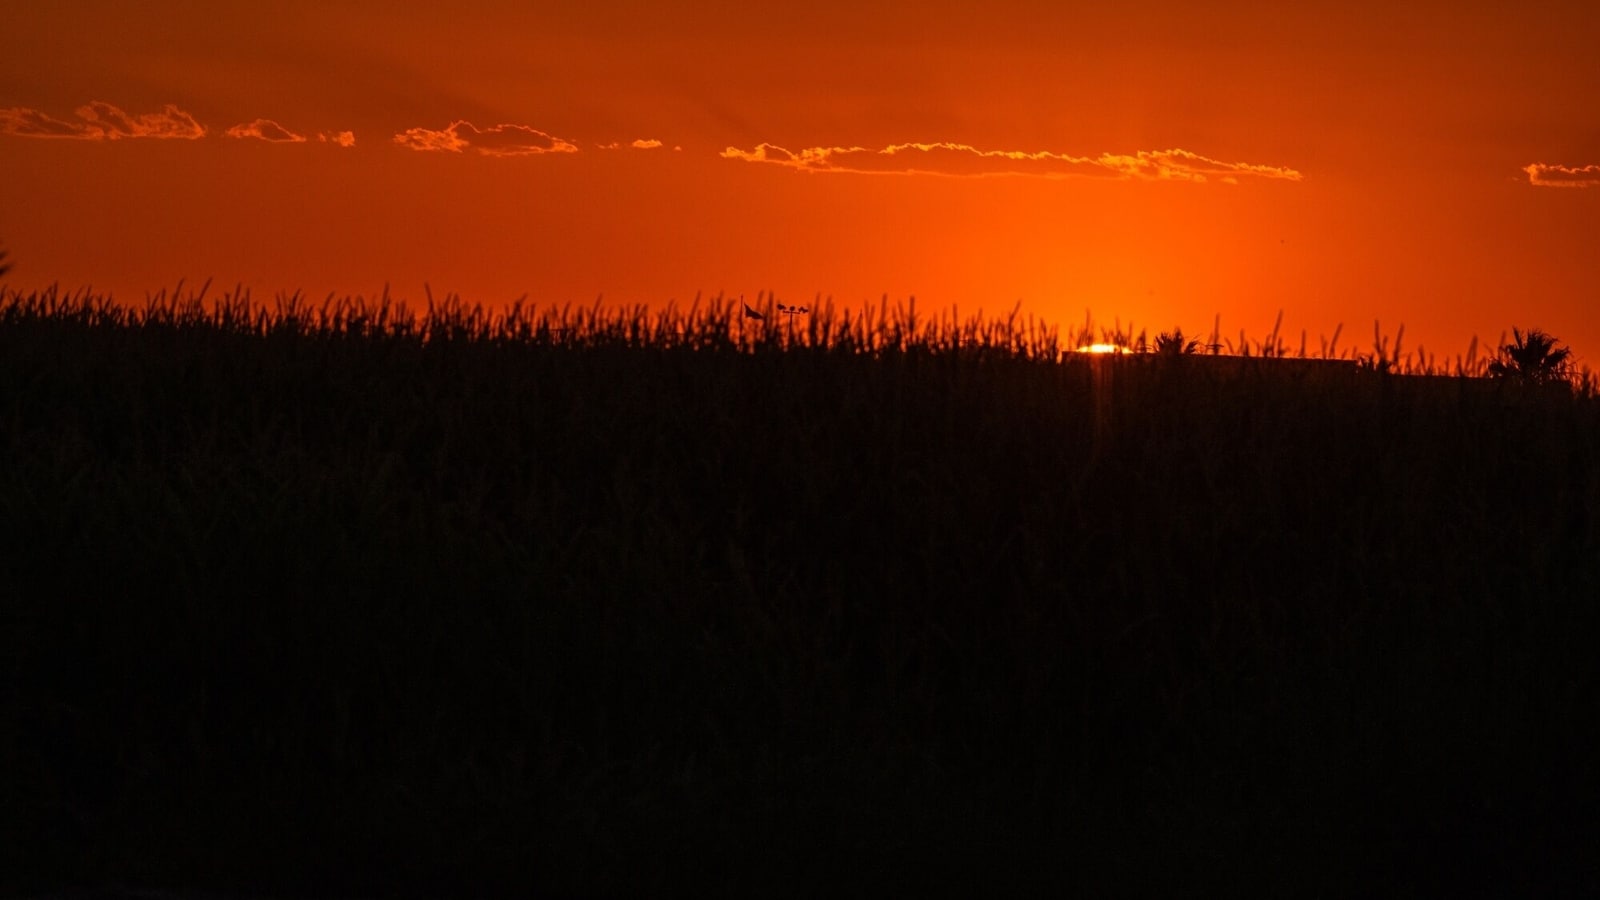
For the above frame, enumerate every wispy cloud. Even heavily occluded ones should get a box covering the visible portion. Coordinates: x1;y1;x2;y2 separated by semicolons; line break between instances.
225;119;355;147
599;138;665;151
720;142;1303;183
393;121;578;156
226;118;306;143
0;102;205;140
1524;163;1600;188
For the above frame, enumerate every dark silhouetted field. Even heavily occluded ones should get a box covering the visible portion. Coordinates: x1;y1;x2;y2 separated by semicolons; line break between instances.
6;288;1598;896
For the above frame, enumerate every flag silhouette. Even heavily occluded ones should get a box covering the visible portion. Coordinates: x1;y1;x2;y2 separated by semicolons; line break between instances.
743;301;766;321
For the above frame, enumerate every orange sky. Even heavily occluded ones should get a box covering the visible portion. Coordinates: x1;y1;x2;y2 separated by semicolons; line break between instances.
3;1;1597;364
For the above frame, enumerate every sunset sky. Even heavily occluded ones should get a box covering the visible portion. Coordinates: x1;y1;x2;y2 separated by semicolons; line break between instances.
3;0;1597;362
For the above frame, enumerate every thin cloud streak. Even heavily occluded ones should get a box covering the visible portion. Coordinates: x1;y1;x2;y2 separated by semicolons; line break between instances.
0;102;205;140
1524;163;1600;188
226;119;355;147
226;119;307;143
599;138;664;150
720;142;1303;183
393;121;578;156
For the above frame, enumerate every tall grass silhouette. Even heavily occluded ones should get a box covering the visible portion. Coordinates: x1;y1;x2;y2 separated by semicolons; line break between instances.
5;283;1578;381
5;283;1598;895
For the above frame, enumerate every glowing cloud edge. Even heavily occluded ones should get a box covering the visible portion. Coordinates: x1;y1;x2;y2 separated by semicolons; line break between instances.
720;141;1303;183
1524;163;1600;188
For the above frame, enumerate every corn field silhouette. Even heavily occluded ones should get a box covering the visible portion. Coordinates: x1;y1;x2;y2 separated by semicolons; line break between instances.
4;283;1598;896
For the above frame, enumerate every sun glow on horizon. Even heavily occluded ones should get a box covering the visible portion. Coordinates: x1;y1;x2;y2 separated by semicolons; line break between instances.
3;4;1599;366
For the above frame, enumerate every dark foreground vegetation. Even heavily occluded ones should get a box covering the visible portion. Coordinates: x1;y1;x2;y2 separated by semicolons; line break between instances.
5;288;1599;896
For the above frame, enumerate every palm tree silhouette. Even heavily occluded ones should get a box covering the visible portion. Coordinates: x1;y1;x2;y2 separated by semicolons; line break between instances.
1487;328;1572;385
1153;329;1200;356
